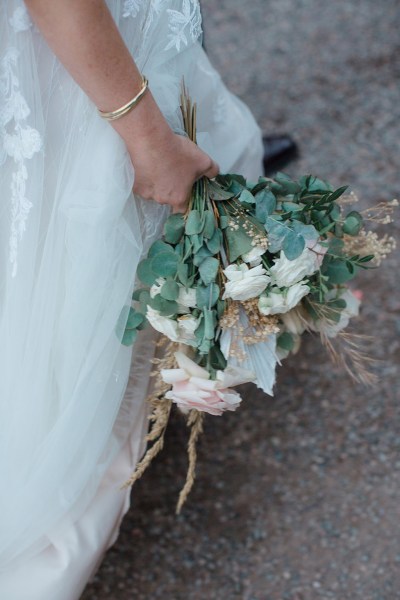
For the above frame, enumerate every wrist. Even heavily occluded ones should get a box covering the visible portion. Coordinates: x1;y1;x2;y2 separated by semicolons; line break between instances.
111;91;173;154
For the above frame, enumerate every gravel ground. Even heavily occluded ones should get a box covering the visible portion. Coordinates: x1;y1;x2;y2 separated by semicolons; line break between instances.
82;1;400;598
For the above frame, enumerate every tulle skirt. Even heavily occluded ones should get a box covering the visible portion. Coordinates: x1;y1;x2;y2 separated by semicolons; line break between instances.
0;1;263;597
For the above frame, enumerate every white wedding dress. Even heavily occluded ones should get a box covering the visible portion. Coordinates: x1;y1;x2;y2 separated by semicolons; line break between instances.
0;1;263;598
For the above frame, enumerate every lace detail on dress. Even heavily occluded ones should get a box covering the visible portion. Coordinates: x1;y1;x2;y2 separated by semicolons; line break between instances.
122;0;143;18
0;47;42;278
122;0;202;51
9;6;32;32
165;0;202;51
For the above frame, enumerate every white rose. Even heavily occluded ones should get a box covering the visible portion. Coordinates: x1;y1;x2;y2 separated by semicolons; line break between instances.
241;245;266;267
146;306;179;341
222;263;270;301
178;286;197;308
258;282;310;315
270;247;321;288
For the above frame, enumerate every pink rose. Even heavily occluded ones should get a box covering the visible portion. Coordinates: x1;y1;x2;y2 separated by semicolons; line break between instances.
161;352;255;416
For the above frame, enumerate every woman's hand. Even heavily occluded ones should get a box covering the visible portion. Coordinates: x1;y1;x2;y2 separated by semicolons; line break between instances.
128;130;219;213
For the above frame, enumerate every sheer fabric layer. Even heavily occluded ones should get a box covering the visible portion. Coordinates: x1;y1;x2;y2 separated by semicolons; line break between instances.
0;0;263;572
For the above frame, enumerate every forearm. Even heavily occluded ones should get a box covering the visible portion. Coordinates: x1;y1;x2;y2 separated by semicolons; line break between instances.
25;0;219;210
24;0;171;148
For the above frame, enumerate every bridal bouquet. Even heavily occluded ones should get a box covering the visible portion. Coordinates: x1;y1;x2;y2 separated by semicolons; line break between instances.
118;88;396;511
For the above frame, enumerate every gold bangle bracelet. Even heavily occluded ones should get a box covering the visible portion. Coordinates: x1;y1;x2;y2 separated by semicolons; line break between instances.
98;76;149;121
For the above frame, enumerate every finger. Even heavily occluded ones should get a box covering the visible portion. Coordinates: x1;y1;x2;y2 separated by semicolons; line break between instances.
203;159;220;179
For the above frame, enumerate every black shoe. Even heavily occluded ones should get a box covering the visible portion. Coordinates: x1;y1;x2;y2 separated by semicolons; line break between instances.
263;134;298;175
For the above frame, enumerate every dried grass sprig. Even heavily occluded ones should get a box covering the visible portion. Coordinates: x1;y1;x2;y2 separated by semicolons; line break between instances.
122;338;177;489
320;330;379;386
176;410;204;514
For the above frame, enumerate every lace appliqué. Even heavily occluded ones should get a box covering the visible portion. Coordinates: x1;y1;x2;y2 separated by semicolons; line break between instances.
122;0;143;18
0;48;42;278
9;6;32;32
165;0;202;51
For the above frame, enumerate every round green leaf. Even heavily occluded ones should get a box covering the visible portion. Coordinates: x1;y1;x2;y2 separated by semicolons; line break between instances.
160;279;180;301
151;252;179;277
199;257;219;285
342;211;362;236
164;213;185;244
137;258;158;287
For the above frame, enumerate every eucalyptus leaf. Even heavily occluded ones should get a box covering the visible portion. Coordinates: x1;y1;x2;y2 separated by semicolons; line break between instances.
207;179;235;201
282;230;305;260
208;345;227;370
149;294;178;316
292;221;319;240
206;228;222;254
219;215;229;229
277;332;294;351
132;287;148;301
239;189;255;205
255;189;276;223
193;246;213;266
163;213;185;244
224;226;253;262
177;262;189;285
265;217;290;253
151;252;179;277
196;283;220;309
121;328;138;347
126;308;145;330
203;308;217;340
160;279;180;301
323;258;358;283
185;209;203;235
342;211;362;236
148;239;174;258
191;233;203;254
199;256;219;285
137;258;158;287
203;210;216;239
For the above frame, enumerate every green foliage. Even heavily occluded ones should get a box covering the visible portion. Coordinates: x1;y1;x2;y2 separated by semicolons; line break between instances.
149;294;178;316
185;209;203;235
137;258;158;287
255;189;276;223
164;213;185;244
199;257;219;285
277;332;295;351
151;252;179;277
160;279;180;301
196;283;220;309
342;211;362;236
224;225;253;262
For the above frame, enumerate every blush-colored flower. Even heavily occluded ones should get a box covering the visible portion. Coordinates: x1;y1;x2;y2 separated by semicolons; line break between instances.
161;352;255;416
222;263;270;301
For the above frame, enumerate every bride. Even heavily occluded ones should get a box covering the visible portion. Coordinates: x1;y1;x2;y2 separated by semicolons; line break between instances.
0;0;263;597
